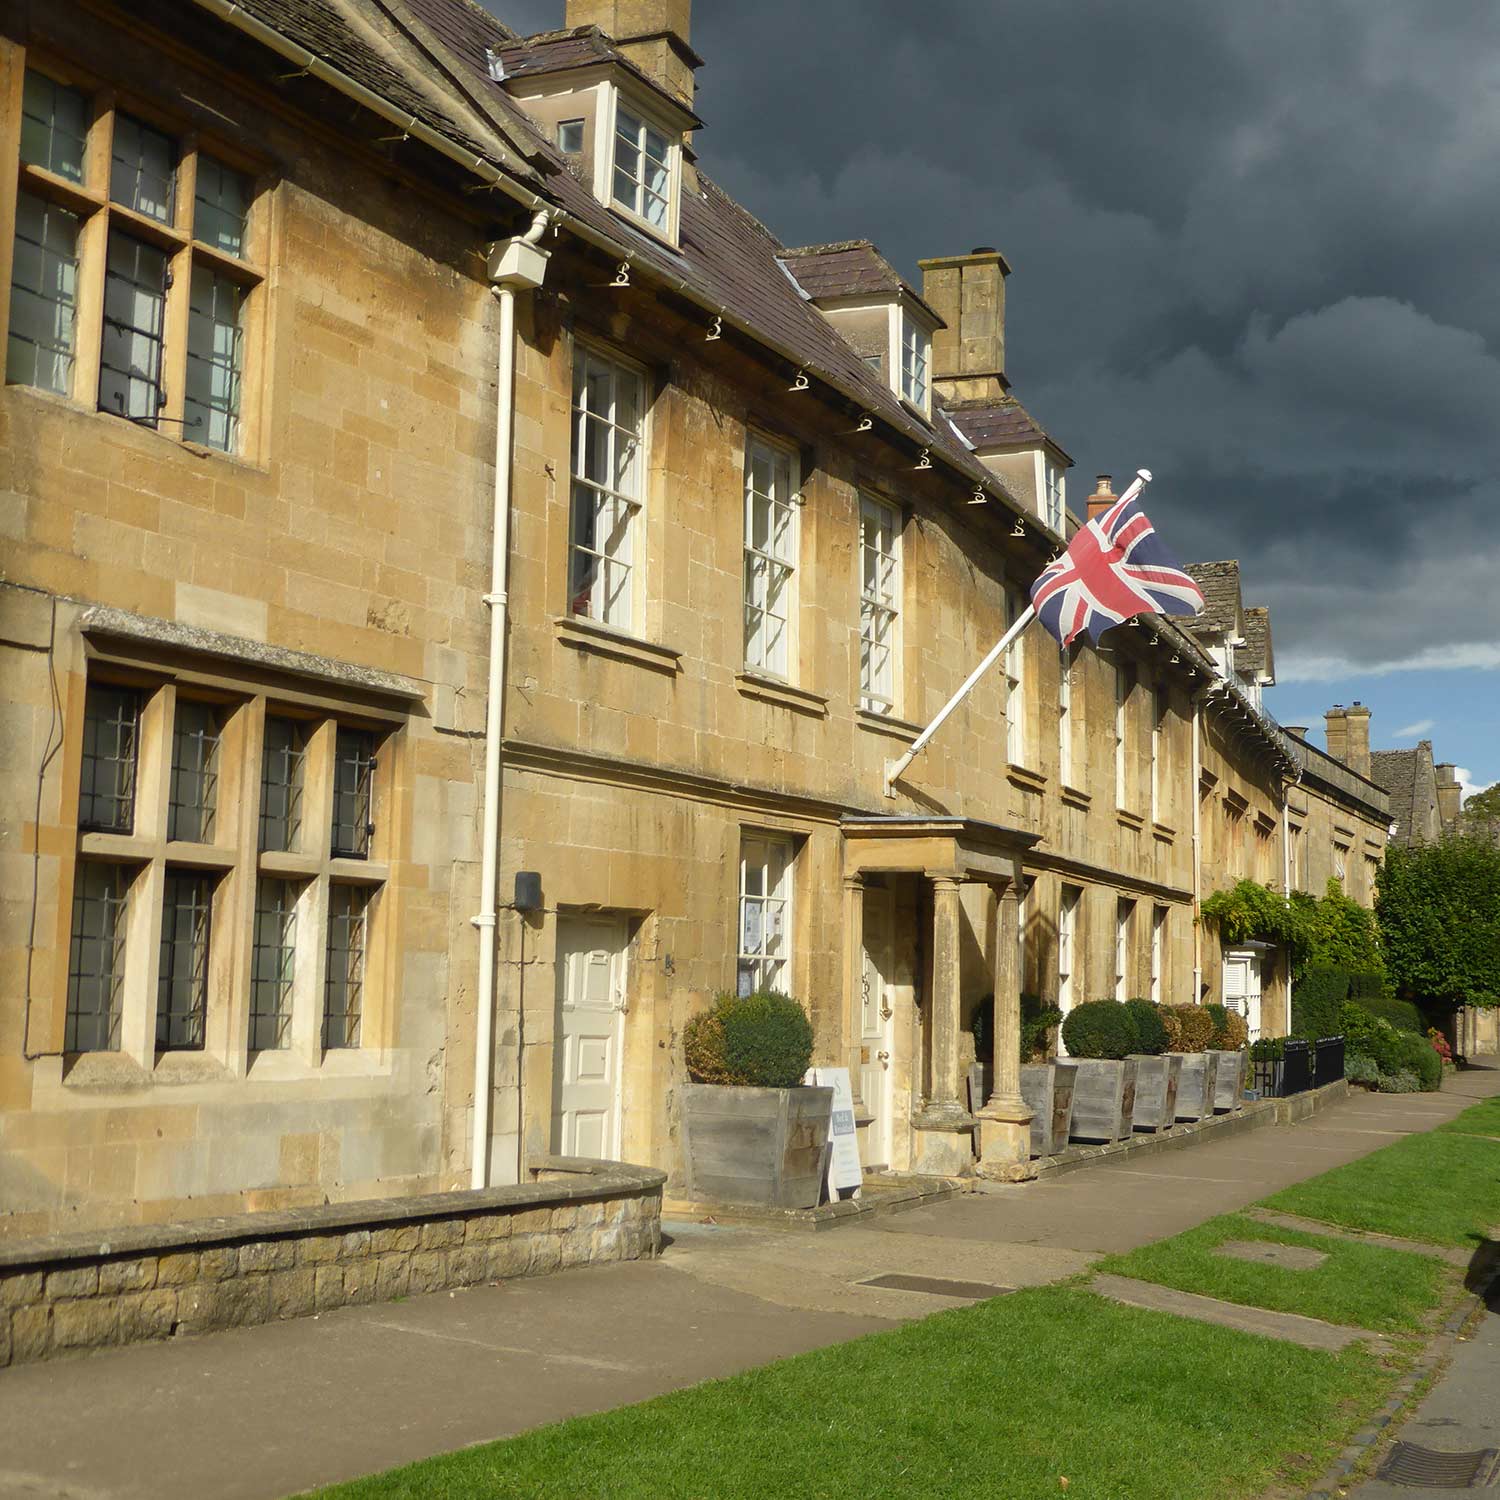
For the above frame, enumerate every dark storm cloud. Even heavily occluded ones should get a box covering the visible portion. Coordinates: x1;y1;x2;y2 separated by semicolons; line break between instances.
490;1;1500;677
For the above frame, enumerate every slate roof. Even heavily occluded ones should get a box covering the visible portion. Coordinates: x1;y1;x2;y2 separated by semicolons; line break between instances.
946;397;1067;456
778;241;941;323
1183;561;1242;638
1370;746;1420;843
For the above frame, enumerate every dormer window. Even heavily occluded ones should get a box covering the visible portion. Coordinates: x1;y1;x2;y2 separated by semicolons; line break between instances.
900;312;930;412
611;104;672;231
1043;458;1065;533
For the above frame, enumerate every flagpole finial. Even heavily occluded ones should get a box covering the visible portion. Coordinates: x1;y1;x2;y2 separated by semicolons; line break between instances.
1137;468;1153;484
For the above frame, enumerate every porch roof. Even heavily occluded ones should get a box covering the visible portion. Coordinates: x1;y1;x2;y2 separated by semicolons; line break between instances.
839;815;1041;884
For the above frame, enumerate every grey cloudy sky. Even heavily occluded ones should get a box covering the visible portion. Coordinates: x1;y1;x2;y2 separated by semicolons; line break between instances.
490;1;1500;786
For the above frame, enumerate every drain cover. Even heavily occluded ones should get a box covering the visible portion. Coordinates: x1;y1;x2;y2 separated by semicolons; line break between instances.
1375;1443;1500;1488
858;1274;1011;1300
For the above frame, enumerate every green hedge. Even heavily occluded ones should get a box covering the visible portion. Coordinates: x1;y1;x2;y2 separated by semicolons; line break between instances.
1121;999;1168;1056
1351;994;1425;1034
1290;966;1351;1041
1060;1000;1139;1060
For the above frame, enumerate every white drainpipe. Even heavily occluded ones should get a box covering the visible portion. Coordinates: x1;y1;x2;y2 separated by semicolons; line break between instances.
472;211;551;1191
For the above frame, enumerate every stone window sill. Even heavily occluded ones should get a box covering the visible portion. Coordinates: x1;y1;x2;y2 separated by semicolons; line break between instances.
1060;784;1092;811
1116;807;1146;832
1007;764;1047;795
1152;821;1177;843
855;707;923;742
735;672;829;718
555;616;682;675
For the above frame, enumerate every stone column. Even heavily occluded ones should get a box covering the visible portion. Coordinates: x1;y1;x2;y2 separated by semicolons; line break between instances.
977;880;1036;1180
843;873;866;1112
913;875;977;1175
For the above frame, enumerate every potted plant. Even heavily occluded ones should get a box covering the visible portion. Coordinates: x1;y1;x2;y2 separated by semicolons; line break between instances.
1163;1004;1216;1121
1205;1004;1249;1110
1060;1001;1139;1143
679;990;832;1209
1123;999;1182;1133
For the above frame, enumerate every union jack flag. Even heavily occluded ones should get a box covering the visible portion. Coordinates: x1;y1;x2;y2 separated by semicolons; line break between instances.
1030;473;1204;646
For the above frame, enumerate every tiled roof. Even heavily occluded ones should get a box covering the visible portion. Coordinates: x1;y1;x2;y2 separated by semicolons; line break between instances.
778;241;939;322
1234;605;1273;682
947;398;1052;452
1183;560;1241;638
1370;747;1419;842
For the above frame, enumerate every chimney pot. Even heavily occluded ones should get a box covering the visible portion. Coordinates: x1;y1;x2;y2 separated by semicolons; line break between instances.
1087;475;1117;521
1284;724;1309;739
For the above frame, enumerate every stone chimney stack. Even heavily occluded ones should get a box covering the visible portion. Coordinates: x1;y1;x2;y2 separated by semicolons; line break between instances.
565;0;699;110
1325;705;1348;764
1344;701;1372;778
1436;762;1463;827
1283;724;1309;740
917;247;1011;402
1087;475;1117;521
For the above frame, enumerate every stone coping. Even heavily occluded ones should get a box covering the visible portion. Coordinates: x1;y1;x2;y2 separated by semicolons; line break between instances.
0;1159;665;1271
664;1175;958;1233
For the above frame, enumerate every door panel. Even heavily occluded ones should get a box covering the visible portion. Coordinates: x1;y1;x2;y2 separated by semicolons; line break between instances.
861;888;896;1168
553;916;628;1160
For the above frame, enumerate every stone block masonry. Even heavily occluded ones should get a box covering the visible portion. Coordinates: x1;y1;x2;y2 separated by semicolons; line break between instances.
0;1160;663;1368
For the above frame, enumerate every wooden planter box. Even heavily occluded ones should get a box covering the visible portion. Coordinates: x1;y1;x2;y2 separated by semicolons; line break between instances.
1020;1061;1077;1157
680;1084;834;1209
1130;1053;1183;1133
1067;1058;1138;1143
1210;1050;1247;1112
1174;1053;1215;1121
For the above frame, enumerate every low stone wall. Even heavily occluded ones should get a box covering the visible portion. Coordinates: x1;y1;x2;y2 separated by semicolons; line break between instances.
0;1157;663;1368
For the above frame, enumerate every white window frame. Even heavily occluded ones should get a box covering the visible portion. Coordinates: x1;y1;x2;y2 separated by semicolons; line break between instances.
1058;885;1081;1035
737;833;793;996
1150;905;1167;1005
1043;456;1066;533
1115;898;1134;1001
1058;643;1074;786
1006;590;1027;766
742;432;799;679
605;85;681;245
568;341;647;633
898;309;930;413
858;494;901;714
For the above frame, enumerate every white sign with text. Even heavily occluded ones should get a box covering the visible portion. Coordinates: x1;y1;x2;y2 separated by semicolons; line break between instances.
807;1066;863;1198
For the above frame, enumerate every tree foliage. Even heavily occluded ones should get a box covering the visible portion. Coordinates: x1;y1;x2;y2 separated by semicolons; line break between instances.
1200;877;1383;982
1200;879;1310;962
1376;835;1500;1007
1463;783;1500;820
1296;879;1384;978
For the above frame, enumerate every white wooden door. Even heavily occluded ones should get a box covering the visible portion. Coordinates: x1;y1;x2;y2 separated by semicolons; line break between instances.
1222;950;1263;1040
860;888;896;1169
553;916;628;1160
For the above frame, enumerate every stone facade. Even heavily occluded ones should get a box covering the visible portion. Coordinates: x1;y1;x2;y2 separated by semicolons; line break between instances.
0;1159;663;1366
0;0;1402;1241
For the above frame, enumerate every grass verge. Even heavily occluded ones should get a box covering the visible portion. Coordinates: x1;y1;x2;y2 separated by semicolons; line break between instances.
1264;1130;1500;1249
307;1286;1396;1500
1438;1095;1500;1139
1097;1212;1450;1333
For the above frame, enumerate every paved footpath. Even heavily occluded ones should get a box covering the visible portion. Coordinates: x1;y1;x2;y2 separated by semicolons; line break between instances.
1;1064;1496;1500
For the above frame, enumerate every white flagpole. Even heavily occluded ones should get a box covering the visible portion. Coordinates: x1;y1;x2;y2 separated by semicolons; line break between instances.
884;604;1035;797
882;469;1154;799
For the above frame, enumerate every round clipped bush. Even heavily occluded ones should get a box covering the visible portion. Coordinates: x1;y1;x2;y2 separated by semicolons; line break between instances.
1162;1004;1215;1052
1121;999;1168;1056
1060;999;1139;1060
1394;1030;1443;1092
1218;1009;1249;1050
683;991;814;1089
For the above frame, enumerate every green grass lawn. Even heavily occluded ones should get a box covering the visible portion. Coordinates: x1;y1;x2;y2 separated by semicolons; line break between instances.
1098;1212;1450;1333
1439;1095;1500;1139
306;1287;1394;1500
1264;1130;1500;1249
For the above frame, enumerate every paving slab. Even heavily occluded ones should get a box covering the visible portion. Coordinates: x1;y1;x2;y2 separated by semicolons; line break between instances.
1215;1238;1328;1269
1090;1272;1381;1351
1246;1208;1474;1267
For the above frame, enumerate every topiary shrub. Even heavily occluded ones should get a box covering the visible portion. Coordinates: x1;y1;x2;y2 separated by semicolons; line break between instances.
1347;971;1387;1002
1352;994;1425;1034
683;991;814;1088
1060;999;1139;1060
1162;1004;1215;1052
1290;966;1351;1041
1393;1030;1443;1091
1121;999;1168;1056
1022;993;1064;1063
1203;1003;1247;1050
1339;1002;1406;1075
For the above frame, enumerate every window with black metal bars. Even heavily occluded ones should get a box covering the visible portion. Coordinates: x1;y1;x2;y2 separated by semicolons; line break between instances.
259;715;306;852
157;870;213;1050
323;884;368;1049
330;729;376;859
168;700;220;843
66;862;129;1051
78;685;139;834
250;877;297;1051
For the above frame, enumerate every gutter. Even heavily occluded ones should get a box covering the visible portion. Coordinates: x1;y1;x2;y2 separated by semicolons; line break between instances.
471;211;553;1190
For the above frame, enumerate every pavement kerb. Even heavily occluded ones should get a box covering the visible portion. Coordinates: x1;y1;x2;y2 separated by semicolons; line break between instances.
1302;1256;1500;1497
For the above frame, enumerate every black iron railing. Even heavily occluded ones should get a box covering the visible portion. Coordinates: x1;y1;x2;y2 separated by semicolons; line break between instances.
1248;1035;1344;1098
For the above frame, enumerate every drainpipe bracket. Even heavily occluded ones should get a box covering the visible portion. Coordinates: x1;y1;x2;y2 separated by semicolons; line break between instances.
471;913;497;929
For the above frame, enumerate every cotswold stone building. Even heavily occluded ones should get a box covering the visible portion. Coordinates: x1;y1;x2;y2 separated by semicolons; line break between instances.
1;0;1391;1233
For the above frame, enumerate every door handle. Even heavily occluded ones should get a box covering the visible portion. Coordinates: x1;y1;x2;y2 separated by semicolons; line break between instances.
877;1050;890;1063
880;1001;893;1020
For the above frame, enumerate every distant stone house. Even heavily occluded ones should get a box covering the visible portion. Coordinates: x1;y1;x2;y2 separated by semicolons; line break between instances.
1370;737;1467;846
0;0;1400;1238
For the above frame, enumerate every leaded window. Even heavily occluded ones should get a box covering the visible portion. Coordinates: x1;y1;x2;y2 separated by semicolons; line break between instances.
331;728;375;859
324;884;368;1049
79;684;139;833
737;835;792;997
110;113;176;224
743;436;797;677
250;878;297;1051
66;862;128;1052
168;700;221;843
157;870;212;1050
259;716;306;852
611;105;671;230
8;193;79;395
859;496;900;714
569;347;644;630
20;71;87;182
192;156;250;257
99;231;168;423
185;266;244;452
